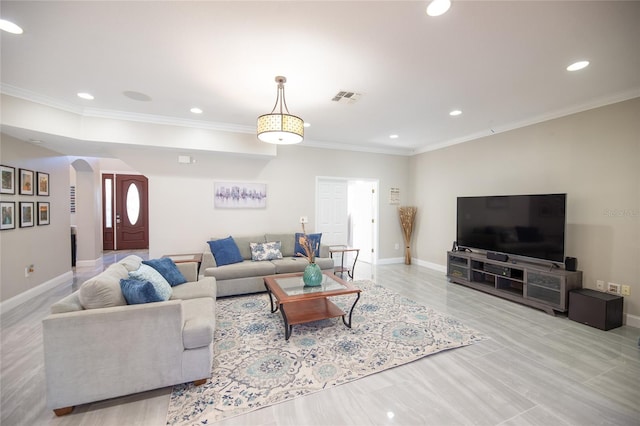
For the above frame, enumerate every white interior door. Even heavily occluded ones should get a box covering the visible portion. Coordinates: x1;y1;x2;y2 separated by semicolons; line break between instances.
348;181;377;263
316;178;348;246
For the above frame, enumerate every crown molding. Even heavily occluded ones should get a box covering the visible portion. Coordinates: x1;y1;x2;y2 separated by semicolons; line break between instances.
1;84;84;115
1;84;255;134
81;108;255;134
414;88;640;155
301;138;414;157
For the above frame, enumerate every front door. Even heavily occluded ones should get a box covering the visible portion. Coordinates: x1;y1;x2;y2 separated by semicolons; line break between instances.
102;173;149;250
116;174;149;250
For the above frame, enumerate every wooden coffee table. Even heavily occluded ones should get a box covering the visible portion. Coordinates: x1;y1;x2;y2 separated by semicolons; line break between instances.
263;272;361;340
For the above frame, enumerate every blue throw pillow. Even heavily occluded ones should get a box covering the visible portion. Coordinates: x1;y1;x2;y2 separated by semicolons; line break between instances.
294;233;322;258
142;258;187;286
120;278;170;305
208;236;244;266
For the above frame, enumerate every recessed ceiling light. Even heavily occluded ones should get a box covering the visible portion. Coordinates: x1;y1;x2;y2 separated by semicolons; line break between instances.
190;107;203;114
390;134;399;139
0;19;23;34
77;92;94;100
304;122;311;128
449;110;462;116
426;0;451;17
567;60;589;72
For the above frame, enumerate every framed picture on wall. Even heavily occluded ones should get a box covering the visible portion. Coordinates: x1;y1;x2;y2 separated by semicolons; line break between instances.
37;172;50;196
19;168;34;195
214;182;267;209
1;201;16;230
37;202;50;225
1;165;15;194
19;202;34;227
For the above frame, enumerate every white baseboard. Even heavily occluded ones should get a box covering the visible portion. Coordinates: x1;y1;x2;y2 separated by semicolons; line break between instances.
0;271;73;314
377;257;405;265
413;258;447;273
624;313;640;329
76;257;103;268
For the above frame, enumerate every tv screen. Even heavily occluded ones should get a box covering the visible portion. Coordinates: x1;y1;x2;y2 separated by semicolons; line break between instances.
456;194;566;263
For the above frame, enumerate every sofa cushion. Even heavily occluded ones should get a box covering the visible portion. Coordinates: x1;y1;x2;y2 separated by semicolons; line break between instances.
118;255;143;272
142;258;187;286
78;263;128;309
170;279;216;301
250;241;283;261
270;257;310;274
50;292;84;314
314;257;336;271
265;233;295;257
208;236;244;266
294;232;322;258
232;235;265;260
120;278;172;305
203;260;275;281
270;257;334;274
129;264;173;290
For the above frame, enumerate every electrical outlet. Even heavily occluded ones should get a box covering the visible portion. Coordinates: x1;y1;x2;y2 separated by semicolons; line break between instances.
299;216;308;224
621;285;630;296
596;280;605;291
607;282;621;295
25;264;34;277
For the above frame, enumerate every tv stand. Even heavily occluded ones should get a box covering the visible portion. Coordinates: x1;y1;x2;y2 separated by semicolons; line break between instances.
447;251;582;315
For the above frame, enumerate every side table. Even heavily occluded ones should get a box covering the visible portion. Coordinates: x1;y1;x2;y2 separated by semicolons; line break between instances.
329;245;360;279
162;253;203;274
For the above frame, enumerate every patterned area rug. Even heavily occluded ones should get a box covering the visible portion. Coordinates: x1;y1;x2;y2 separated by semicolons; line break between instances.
166;280;486;424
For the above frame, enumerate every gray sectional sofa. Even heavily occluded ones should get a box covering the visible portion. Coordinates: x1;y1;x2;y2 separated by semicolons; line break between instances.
201;233;335;297
42;255;216;416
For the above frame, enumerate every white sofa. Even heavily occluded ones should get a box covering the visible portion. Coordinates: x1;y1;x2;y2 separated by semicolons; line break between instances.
42;255;216;416
201;233;335;297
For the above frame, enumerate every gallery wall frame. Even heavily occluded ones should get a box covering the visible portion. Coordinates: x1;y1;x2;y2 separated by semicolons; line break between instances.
37;172;50;196
214;182;267;209
1;201;16;230
19;168;34;195
1;165;16;194
37;201;50;225
19;201;34;227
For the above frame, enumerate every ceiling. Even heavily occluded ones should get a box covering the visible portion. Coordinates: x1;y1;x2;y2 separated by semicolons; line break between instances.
1;1;640;157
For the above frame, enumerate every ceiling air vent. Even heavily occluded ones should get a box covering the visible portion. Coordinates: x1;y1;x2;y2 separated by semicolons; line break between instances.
331;91;362;104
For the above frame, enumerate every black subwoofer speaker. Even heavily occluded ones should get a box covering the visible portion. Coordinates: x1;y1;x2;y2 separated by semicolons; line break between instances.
487;251;509;262
565;256;577;271
568;289;623;331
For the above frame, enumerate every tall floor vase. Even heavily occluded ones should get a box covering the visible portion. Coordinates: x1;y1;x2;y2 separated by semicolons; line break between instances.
399;206;417;265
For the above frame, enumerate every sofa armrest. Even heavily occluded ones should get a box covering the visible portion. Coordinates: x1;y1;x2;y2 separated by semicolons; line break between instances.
200;250;217;274
43;301;185;410
320;244;330;258
176;262;198;282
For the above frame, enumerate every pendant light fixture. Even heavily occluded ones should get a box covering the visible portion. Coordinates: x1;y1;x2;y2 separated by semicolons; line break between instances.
257;76;304;144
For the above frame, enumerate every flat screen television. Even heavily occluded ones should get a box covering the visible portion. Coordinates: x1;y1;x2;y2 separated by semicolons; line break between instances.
456;193;566;263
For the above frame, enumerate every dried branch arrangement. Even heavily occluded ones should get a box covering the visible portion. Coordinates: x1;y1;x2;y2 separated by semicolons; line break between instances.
398;206;417;265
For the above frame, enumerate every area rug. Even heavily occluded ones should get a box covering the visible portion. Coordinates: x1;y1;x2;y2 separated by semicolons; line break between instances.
166;280;486;425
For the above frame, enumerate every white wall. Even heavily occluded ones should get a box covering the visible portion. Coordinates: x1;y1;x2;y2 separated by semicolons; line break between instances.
0;134;72;303
409;97;640;318
111;145;411;261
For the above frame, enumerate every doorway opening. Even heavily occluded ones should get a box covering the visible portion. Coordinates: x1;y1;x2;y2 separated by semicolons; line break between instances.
315;177;379;269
